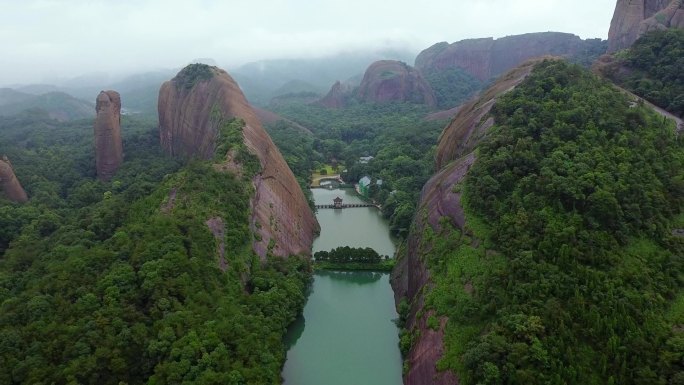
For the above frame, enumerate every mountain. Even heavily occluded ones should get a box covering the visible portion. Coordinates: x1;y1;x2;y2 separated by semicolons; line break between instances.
607;0;684;52
0;90;93;121
0;64;320;384
393;59;684;384
12;69;177;117
94;90;123;181
158;64;319;258
231;49;416;106
597;28;684;119
316;80;353;109
392;59;541;385
271;79;323;98
357;60;436;107
0;88;34;106
415;32;606;82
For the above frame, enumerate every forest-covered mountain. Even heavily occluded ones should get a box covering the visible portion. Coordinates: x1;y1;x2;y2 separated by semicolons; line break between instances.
393;56;683;384
598;28;684;118
0;89;94;121
0;64;318;384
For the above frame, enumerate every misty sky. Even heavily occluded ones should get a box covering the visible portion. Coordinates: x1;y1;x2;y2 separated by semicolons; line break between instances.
1;0;616;86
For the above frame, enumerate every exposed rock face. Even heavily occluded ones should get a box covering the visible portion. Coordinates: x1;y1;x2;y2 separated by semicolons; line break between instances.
391;60;543;385
94;91;123;181
0;156;28;203
158;64;319;259
415;32;590;82
316;81;350;109
357;61;437;107
607;0;684;52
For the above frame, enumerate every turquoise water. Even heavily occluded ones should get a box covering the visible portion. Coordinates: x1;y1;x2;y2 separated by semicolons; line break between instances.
282;188;402;385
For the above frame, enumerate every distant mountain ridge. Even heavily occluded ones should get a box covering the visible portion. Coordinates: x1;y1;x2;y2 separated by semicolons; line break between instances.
0;88;93;121
231;49;416;106
415;32;606;82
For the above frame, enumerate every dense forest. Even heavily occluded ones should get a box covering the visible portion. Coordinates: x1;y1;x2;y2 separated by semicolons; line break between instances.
268;101;446;237
606;29;684;117
423;67;483;109
0;115;311;384
419;61;683;384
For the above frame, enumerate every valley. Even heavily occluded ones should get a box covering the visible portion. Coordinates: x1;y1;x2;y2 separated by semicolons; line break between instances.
282;188;402;385
0;1;683;384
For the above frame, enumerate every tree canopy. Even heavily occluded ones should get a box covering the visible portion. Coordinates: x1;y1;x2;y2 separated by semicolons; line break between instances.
420;60;684;384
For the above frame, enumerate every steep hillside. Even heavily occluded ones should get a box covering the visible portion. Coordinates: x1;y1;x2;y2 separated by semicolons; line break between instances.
357;60;436;107
393;60;683;384
598;28;684;119
0;107;314;383
607;0;684;52
158;64;319;258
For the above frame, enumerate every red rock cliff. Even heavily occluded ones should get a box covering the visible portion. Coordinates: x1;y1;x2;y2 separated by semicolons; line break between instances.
158;64;319;259
415;32;589;82
0;156;28;203
607;0;684;52
357;60;437;107
94;90;123;181
391;59;544;385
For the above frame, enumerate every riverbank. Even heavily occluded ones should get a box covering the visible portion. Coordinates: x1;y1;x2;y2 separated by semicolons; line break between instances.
282;187;402;385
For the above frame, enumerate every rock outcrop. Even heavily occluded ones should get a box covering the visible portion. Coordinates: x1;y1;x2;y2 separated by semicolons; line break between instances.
158;64;319;259
607;0;684;52
94;90;123;181
391;59;544;385
357;61;437;107
415;32;592;82
0;156;28;203
316;81;351;109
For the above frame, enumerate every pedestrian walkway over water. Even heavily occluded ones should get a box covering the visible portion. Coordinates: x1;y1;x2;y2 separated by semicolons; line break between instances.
315;203;376;209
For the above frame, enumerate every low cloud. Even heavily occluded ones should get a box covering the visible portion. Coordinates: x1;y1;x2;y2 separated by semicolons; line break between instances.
0;0;615;85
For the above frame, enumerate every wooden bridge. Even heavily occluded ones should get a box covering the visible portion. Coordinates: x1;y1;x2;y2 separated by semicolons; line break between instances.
315;203;376;209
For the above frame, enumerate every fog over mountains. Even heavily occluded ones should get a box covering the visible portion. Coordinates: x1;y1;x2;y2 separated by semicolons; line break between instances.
1;0;616;87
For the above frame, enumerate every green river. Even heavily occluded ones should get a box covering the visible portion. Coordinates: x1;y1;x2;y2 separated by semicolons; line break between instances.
282;188;403;385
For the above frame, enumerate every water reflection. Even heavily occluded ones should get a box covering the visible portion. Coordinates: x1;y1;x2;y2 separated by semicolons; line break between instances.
282;188;402;385
316;270;384;285
284;314;305;349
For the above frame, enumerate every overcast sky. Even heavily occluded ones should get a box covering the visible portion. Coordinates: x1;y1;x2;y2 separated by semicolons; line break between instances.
1;0;617;86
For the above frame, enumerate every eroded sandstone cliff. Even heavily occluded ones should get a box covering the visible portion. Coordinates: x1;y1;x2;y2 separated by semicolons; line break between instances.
607;0;684;52
415;32;593;82
158;64;319;259
391;60;543;385
94;90;123;181
357;60;437;107
0;156;28;203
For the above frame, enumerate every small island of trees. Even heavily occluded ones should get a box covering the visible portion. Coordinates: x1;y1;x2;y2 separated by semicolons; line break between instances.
314;246;394;271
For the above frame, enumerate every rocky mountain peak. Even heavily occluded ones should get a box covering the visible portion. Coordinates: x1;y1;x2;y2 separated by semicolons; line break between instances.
157;64;319;258
357;60;437;107
94;90;123;181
